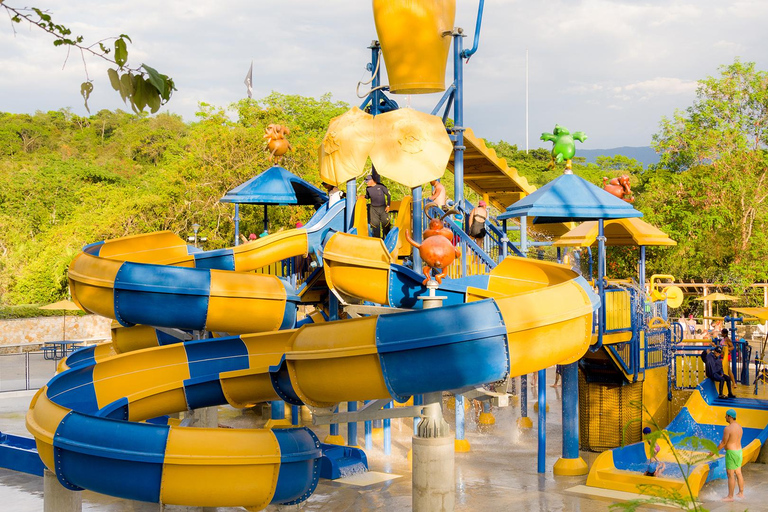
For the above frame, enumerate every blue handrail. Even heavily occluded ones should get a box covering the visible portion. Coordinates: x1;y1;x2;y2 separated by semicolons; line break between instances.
460;0;485;60
423;203;495;271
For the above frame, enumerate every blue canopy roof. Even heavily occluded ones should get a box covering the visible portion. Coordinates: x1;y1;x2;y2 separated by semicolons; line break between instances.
497;173;642;223
220;166;328;206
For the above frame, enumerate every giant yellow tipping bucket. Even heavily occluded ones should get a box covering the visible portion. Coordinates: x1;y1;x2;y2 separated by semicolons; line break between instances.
373;0;456;94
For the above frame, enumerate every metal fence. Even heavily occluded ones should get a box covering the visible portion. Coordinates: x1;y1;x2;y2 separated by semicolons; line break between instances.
0;350;57;392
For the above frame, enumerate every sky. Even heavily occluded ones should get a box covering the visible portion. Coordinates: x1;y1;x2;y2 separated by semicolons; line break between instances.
1;0;766;149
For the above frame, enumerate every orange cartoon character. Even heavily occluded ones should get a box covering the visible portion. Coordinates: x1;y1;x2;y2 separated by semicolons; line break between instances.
603;174;634;203
263;124;292;164
405;204;461;285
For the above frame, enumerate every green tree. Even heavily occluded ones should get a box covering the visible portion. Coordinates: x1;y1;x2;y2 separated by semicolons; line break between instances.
640;59;768;283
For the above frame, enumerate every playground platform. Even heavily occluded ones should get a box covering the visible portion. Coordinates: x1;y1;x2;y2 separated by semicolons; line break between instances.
4;372;768;511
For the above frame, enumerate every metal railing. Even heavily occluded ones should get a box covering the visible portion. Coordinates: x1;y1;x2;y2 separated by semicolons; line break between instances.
254;254;313;288
645;328;671;370
0;351;58;392
423;204;495;279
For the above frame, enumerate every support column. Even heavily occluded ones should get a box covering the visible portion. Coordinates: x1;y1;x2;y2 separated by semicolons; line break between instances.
234;203;240;246
454;394;470;452
265;400;291;429
553;362;588;475
413;281;453;511
325;405;345;445
517;374;532;428
348;401;359;447
384;401;393;455
412;394;453;512
412;186;423;270
537;368;546;474
44;469;82;512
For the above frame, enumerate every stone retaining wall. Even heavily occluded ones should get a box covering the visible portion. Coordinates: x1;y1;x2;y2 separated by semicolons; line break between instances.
0;315;112;352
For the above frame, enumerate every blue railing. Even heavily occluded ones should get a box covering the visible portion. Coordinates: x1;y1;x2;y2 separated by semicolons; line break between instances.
645;328;671;370
423;203;495;278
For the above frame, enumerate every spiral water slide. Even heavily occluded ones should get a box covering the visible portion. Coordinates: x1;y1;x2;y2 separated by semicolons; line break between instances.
27;209;599;508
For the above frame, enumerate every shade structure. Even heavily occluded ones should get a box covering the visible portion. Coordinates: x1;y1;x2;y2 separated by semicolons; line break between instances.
694;293;740;302
498;173;643;223
369;108;453;188
40;299;82;341
554;218;676;247
319;107;375;186
730;307;768;321
220;166;328;207
39;299;82;311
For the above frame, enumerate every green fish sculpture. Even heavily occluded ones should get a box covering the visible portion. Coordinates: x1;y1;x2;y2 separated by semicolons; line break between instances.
540;124;587;173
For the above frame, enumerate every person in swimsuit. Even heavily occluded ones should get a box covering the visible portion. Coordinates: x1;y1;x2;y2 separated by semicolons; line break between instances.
642;427;664;476
710;408;744;501
468;200;488;244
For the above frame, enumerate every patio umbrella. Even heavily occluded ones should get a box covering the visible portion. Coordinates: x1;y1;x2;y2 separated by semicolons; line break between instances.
694;293;740;302
319;107;375;186
695;292;740;318
369;108;453;188
39;299;82;341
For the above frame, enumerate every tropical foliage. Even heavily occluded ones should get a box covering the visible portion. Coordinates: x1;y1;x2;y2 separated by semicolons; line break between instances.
1;60;767;311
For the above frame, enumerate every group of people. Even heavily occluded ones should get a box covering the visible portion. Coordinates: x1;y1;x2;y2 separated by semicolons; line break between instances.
361;174;489;244
679;314;728;340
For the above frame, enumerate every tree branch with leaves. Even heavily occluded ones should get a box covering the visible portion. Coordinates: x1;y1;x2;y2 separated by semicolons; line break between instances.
1;2;175;114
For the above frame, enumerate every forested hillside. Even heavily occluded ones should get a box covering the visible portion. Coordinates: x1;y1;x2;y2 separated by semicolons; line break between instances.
1;60;766;308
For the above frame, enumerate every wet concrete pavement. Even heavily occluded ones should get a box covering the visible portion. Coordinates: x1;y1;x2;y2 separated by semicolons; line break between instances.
3;370;768;511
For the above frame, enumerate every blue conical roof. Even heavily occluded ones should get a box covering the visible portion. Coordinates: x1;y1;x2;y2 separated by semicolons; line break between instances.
220;166;328;206
497;173;642;223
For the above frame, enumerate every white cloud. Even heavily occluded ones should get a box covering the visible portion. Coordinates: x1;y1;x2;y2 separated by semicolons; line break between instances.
0;0;767;148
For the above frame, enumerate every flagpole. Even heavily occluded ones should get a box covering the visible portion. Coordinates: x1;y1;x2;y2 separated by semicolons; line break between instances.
525;47;529;154
244;61;254;99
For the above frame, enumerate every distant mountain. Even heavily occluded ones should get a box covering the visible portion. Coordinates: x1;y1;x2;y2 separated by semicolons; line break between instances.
578;146;660;167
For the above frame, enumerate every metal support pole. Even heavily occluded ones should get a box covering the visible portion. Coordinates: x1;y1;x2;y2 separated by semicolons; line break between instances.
291;405;300;426
593;219;606;352
537;368;546;474
639;245;646;286
234;203;240;246
518;374;532;428
455;394;470;452
345;179;356;233
365;411;373;451
553;362;587;475
271;400;285;421
384;401;393;455
520;216;528;256
413;394;423;435
348;401;358;446
412;186;423;270
501;220;508;259
263;204;268;234
451;29;466;209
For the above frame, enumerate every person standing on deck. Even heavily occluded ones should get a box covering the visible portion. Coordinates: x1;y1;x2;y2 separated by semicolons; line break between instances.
365;175;391;238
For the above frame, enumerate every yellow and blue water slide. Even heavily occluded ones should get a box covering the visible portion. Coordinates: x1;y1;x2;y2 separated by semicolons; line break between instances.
587;379;768;497
27;209;600;508
67;200;346;335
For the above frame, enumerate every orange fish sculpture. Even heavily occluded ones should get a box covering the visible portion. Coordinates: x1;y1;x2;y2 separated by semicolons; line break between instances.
405;203;461;285
264;124;292;163
603;174;634;203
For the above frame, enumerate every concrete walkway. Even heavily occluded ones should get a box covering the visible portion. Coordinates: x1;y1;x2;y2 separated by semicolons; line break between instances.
3;371;768;511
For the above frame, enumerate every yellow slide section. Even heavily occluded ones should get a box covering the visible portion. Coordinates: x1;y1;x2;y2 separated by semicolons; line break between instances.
322;232;596;377
94;229;308;271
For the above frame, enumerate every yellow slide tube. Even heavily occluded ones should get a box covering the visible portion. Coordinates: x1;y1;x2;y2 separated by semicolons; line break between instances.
323;233;596;376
